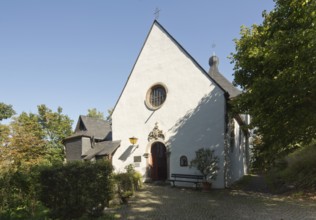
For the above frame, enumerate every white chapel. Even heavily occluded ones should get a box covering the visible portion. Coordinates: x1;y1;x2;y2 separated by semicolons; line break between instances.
64;20;250;189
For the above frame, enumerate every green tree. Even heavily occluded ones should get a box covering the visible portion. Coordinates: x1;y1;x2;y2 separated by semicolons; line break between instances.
8;112;47;168
0;124;10;147
37;105;73;163
0;103;15;148
0;106;73;169
0;103;15;121
230;0;316;166
87;108;105;120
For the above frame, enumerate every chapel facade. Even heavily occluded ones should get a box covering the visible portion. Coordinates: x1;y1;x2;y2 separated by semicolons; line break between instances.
64;20;250;188
110;21;250;188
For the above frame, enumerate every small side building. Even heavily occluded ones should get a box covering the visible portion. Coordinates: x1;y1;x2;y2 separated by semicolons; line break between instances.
63;115;121;162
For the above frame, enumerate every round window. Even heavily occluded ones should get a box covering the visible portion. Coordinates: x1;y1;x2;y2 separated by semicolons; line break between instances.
146;84;167;110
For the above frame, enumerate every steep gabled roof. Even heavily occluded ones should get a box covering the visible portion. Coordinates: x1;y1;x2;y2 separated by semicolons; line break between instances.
83;140;121;160
208;56;241;98
112;20;240;114
73;115;112;140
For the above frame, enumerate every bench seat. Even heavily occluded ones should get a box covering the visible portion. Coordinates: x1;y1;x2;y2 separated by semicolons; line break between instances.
169;173;204;189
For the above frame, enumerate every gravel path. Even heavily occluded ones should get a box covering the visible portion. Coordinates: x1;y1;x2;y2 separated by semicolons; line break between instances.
109;183;316;220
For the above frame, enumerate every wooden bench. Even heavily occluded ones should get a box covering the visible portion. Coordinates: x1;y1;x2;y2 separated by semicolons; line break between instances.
169;173;204;189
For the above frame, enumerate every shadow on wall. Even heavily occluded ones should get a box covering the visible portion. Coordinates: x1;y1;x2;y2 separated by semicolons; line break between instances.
167;89;224;159
118;145;137;161
227;128;246;184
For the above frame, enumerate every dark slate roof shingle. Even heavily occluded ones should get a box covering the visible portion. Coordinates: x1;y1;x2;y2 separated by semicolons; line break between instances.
83;140;121;160
74;115;112;140
208;55;241;98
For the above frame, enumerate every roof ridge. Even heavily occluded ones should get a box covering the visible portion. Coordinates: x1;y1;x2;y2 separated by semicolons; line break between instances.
208;55;241;98
112;20;228;115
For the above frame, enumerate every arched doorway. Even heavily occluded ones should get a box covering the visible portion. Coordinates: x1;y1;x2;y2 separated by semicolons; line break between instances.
151;142;167;181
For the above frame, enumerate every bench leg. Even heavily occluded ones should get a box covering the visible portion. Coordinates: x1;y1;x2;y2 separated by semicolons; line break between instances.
195;183;198;190
171;180;175;187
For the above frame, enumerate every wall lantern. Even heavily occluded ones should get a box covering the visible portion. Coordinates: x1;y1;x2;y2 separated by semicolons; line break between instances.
129;136;138;145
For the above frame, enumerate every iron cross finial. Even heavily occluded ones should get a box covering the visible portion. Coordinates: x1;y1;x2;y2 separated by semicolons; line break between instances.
154;7;161;20
212;43;216;56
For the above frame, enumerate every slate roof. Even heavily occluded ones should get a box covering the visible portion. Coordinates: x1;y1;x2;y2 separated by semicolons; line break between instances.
208;55;241;98
63;116;112;142
74;115;112;140
83;140;121;160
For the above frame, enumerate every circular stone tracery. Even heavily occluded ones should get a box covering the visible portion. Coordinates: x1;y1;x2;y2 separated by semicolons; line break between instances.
145;84;167;110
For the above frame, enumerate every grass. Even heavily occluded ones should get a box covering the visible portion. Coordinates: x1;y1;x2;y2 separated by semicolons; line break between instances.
230;175;254;189
266;141;316;198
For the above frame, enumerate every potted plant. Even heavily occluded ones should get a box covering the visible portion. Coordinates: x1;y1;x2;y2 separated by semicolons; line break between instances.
190;148;219;190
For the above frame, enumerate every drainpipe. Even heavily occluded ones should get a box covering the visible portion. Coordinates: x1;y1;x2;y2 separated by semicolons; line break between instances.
244;115;250;174
223;92;229;188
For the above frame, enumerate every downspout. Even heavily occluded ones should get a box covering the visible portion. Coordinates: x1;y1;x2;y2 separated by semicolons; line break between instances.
223;92;230;188
244;115;250;174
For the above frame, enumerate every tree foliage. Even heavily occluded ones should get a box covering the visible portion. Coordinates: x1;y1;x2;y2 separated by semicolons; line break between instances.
37;105;73;163
0;105;73;170
0;103;15;148
38;105;73;148
0;102;15;121
9;112;47;167
87;108;105;120
230;0;316;164
190;148;219;182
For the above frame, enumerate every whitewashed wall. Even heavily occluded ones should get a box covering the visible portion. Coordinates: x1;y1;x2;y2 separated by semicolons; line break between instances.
112;23;226;188
65;138;82;161
82;137;91;155
228;119;249;185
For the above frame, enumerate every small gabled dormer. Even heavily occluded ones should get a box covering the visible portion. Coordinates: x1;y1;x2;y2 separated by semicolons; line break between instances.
64;115;118;162
77;117;87;131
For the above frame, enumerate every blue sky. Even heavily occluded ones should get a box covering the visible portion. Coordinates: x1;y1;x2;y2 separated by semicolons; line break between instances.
0;0;275;124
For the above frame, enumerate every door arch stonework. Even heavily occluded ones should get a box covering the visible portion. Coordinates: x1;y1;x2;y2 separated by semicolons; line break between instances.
150;142;167;181
145;139;169;181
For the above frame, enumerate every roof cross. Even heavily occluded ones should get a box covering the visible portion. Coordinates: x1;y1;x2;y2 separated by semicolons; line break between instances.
212;43;216;56
154;7;161;20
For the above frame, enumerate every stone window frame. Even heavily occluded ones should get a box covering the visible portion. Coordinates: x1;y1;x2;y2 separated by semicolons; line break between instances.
180;155;188;167
145;83;167;110
134;156;142;163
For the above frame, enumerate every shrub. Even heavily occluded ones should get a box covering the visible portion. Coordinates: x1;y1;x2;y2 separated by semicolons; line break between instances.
114;173;134;204
267;141;316;192
39;160;114;219
0;166;47;220
114;164;143;204
125;164;143;190
282;142;316;189
190;148;219;182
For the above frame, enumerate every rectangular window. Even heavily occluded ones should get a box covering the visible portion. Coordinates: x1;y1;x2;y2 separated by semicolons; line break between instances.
134;156;141;163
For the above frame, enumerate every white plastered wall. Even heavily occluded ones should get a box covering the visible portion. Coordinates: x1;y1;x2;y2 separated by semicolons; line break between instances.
82;137;91;155
111;23;226;188
227;119;248;185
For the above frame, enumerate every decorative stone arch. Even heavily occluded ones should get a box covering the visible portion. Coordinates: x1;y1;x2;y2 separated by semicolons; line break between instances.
145;122;166;156
180;155;188;167
144;139;169;181
143;122;169;181
145;138;165;154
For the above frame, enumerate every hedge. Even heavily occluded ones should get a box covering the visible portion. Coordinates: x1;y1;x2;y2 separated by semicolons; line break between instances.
39;160;114;219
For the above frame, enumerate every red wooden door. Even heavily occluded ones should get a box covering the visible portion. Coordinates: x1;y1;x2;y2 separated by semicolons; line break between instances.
151;142;167;181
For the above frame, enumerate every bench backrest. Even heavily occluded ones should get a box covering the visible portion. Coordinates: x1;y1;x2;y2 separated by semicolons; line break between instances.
171;173;204;180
